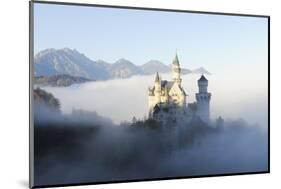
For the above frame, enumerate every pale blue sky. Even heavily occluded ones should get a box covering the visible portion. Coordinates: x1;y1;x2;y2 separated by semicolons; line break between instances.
34;3;268;73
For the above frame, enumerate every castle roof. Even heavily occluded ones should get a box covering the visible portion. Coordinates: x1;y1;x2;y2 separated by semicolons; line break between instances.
149;79;187;96
149;80;174;95
155;72;160;82
198;75;208;82
161;80;186;96
153;103;170;115
161;80;174;91
172;53;180;66
153;104;161;114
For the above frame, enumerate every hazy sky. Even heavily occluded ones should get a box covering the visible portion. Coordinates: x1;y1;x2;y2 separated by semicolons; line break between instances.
34;2;268;73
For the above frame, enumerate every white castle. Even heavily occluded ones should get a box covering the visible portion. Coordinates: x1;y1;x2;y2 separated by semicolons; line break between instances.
148;53;211;124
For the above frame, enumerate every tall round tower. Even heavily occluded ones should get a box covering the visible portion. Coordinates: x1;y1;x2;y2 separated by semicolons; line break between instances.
172;53;182;84
195;75;211;123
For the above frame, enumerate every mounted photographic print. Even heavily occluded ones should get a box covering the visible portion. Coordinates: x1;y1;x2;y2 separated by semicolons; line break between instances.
29;1;270;188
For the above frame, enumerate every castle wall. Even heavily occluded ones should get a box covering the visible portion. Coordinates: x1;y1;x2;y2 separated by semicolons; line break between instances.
148;92;169;116
196;101;210;123
168;84;186;108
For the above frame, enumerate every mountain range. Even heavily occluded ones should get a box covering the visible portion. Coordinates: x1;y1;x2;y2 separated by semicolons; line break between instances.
34;48;211;80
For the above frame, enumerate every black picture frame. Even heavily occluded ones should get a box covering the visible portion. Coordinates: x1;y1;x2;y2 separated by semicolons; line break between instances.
29;0;270;188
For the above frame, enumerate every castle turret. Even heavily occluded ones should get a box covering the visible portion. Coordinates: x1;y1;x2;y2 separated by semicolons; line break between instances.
196;75;211;123
148;72;162;117
154;72;161;91
216;116;224;130
172;53;182;84
154;72;161;103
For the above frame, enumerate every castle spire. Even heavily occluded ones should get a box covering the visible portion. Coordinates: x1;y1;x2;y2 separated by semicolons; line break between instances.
172;52;180;66
172;52;181;83
155;72;160;83
198;74;208;82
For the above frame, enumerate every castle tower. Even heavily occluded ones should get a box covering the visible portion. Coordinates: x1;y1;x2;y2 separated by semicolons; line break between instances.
148;54;188;120
172;53;182;84
196;75;211;123
148;72;161;117
154;72;161;103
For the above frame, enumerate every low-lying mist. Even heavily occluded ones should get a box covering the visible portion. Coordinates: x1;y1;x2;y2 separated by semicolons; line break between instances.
33;107;268;186
43;72;268;127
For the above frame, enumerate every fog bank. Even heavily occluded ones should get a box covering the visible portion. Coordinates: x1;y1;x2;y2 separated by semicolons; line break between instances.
34;112;268;186
43;72;268;126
